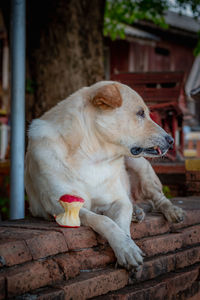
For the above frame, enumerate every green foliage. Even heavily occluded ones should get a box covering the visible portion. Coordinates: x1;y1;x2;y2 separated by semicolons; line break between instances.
163;185;173;199
104;0;200;54
0;197;9;215
104;0;168;40
194;31;200;56
26;78;36;94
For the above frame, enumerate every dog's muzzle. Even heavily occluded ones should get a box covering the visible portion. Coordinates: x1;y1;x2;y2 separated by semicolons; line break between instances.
130;134;174;156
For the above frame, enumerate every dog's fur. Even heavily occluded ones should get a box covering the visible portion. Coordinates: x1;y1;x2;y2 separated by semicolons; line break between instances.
25;81;184;270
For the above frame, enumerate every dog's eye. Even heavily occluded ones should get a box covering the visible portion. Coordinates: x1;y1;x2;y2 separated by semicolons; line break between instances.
137;109;145;118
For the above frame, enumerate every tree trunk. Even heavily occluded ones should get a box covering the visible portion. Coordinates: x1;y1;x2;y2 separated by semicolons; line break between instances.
27;0;105;119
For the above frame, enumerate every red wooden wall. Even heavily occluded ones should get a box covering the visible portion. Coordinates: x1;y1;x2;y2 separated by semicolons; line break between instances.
108;39;194;79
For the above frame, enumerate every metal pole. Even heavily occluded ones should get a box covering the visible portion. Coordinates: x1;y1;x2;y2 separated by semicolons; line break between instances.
10;0;26;219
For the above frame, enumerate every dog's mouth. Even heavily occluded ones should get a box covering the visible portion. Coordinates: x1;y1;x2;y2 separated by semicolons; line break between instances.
144;146;163;156
130;146;164;156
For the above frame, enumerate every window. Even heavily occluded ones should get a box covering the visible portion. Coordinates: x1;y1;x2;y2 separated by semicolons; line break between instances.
155;47;170;56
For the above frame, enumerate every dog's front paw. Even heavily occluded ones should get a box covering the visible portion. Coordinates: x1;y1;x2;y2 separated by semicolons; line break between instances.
114;235;145;271
161;203;185;223
132;204;145;223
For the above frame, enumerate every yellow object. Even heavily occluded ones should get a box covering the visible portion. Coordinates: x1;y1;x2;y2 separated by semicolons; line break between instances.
0;109;7;115
55;196;84;227
184;149;197;157
185;159;200;171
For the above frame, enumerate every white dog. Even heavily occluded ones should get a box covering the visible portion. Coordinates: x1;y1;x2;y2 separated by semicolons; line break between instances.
25;81;184;270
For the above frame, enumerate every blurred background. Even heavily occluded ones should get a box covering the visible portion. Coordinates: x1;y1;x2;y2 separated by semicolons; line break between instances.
0;0;200;219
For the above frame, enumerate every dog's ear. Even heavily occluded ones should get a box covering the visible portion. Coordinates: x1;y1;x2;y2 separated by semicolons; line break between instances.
92;84;122;110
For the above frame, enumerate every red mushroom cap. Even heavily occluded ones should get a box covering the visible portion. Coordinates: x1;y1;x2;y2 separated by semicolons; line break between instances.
59;194;84;203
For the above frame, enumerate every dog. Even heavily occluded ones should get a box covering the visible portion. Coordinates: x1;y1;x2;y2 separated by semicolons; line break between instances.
25;81;184;271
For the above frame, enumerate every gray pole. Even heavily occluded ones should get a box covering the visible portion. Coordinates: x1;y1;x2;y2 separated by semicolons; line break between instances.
10;0;26;219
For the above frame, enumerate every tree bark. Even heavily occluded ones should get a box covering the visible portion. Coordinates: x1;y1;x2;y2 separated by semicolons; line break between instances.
27;0;105;119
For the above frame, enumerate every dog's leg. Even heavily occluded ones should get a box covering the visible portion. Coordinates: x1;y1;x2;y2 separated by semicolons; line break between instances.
125;156;184;223
80;207;144;270
132;203;145;223
103;199;133;235
25;140;89;218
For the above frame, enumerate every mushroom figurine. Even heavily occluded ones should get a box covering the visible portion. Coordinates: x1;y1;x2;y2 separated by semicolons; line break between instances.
55;195;84;228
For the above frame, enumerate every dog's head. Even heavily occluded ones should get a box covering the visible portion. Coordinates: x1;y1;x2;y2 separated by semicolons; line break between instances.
89;81;173;158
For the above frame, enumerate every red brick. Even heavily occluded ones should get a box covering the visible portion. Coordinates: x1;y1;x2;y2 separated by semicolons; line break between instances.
54;245;200;286
55;247;115;280
0;227;68;260
131;202;200;240
0;275;5;300
136;246;200;282
180;224;200;247
6;259;63;297
136;254;175;282
45;259;64;282
98;266;200;300
131;207;200;240
163;268;199;298
0;227;45;240
131;214;170;239
187;182;200;192
137;233;182;256
0;221;97;250
136;224;200;257
26;231;68;259
172;209;200;230
175;246;200;269
5;221;97;251
75;247;115;270
174;281;200;300
55;268;128;300
59;226;97;250
97;279;167;299
54;253;80;280
0;239;32;266
31;287;65;300
186;171;200;182
0;218;57;230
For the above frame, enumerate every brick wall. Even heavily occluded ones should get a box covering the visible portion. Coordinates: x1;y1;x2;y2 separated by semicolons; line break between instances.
0;197;200;299
186;159;200;196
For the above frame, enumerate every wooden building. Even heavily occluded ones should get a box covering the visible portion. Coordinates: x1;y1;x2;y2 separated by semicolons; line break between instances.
105;11;199;80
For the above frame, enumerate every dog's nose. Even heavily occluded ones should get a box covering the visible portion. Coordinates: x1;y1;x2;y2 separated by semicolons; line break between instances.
165;135;174;149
